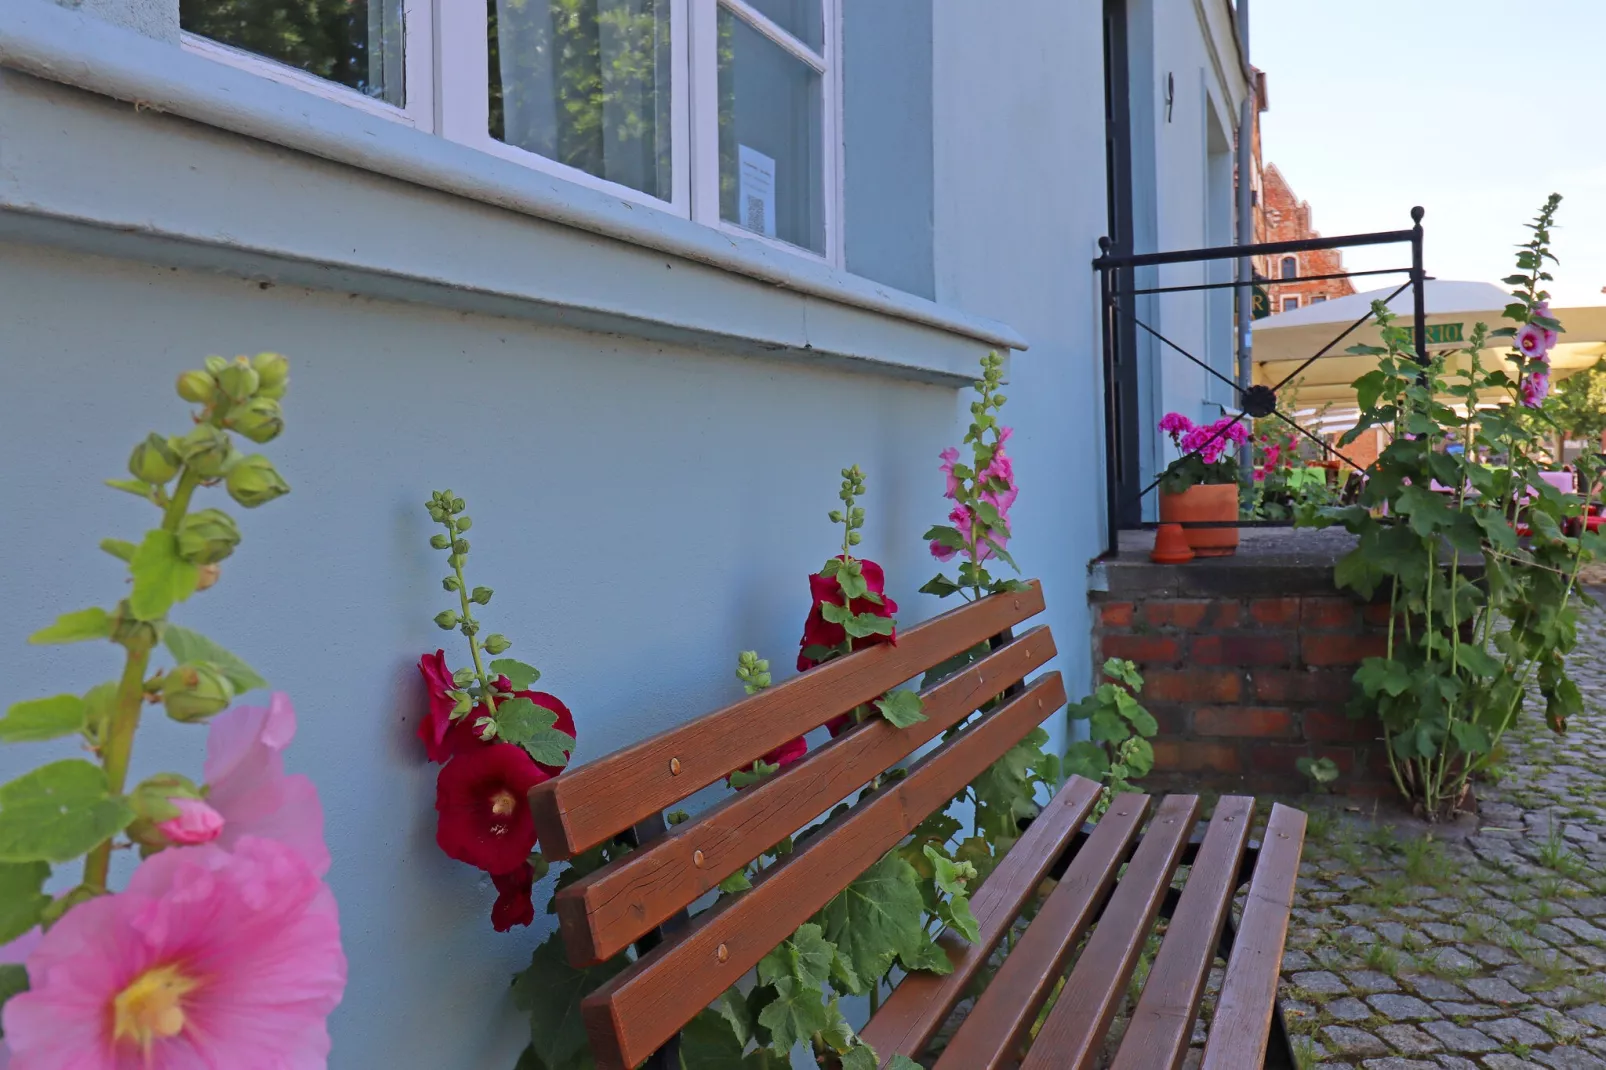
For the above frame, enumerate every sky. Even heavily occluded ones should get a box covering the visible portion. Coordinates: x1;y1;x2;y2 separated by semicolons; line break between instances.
1255;0;1606;308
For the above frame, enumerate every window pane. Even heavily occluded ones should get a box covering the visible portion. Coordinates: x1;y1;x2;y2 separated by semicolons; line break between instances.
718;9;824;254
738;0;822;53
489;0;674;202
180;0;405;106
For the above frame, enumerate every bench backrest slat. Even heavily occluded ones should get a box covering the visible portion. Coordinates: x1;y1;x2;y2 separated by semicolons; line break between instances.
555;625;1059;965
579;672;1069;1070
529;581;1047;861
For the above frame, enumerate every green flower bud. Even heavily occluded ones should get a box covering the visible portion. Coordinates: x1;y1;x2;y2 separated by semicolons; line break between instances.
430;534;451;550
176;369;217;404
230;397;284;444
216;360;260;403
251;352;290;391
451;667;477;687
456;516;473;531
109;599;162;650
161;661;235;722
470;586;493;605
848;531;862;546
453;539;470;554
435;610;460;629
128;433;182;485
447;554;464;568
175;509;241;565
442;575;461;591
451;498;465;512
175;425;234;478
204;355;228;375
452;693;473;716
224;454;289;508
484;634;511;655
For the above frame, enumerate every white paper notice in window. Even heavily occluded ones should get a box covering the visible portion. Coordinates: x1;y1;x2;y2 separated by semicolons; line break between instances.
737;144;777;238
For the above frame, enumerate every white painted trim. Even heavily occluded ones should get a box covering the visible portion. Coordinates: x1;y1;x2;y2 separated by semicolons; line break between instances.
717;0;825;72
688;0;721;227
0;0;1026;351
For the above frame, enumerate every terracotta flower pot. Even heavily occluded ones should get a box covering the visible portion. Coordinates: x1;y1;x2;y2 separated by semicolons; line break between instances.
1158;483;1240;557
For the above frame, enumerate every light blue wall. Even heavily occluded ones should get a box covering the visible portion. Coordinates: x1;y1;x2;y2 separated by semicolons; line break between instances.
0;0;1190;1063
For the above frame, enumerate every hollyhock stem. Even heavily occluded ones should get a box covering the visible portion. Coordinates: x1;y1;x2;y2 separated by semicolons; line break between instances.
450;547;496;714
85;465;200;892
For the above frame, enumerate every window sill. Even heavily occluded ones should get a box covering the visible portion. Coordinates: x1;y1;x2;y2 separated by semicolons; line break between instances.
0;0;1026;387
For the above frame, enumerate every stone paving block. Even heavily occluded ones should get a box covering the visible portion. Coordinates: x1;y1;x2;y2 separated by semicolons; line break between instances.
1368;994;1439;1021
1569;1005;1606;1030
1420;1021;1499;1053
1283;949;1316;971
1482;1015;1556;1047
1405;976;1469;1001
1328;997;1374;1022
1359;1060;1439;1069
1347;971;1404;994
1296;971;1353;995
1482;1057;1546;1070
1534;1049;1606;1069
1523;1007;1586;1041
1324;1026;1389;1057
1432;1058;1479;1070
1433;1000;1506;1019
1465;976;1531;1004
1557;917;1606;944
1375;1023;1441;1054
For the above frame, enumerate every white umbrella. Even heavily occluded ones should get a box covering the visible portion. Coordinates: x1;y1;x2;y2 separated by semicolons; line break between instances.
1251;280;1606;414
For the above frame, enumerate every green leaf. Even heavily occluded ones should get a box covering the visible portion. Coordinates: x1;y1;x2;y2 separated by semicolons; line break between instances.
757;975;830;1057
840;1045;878;1070
128;530;199;620
1122;736;1155;777
919;573;963;598
922;525;966;551
1113;692;1158;737
512;934;629;1070
490;658;542;691
1356;657;1411;698
820;603;896;640
898;930;953;974
99;538;138;562
1455;645;1502;679
820;998;858;1054
837;565;870;602
163;625;267;693
816;854;928;991
495;697;575;768
105;478;154;498
940;894;981;943
680;1011;749;1069
758;922;834;988
0;963;28;1025
887;1057;924;1070
27;608;111;645
714;987;753;1048
874;690;927;729
0;760;134;863
718;869;753;895
0;861;51;943
0;696;86;743
1449;721;1492;756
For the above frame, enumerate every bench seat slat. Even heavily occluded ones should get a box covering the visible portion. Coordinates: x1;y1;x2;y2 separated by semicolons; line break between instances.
580;673;1069;1070
1200;802;1307;1070
931;793;1152;1070
1019;793;1202;1070
555;626;1058;966
858;774;1104;1066
1109;795;1255;1070
531;582;1046;860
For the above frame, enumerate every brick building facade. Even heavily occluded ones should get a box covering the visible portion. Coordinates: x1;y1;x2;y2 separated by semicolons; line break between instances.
1255;164;1355;315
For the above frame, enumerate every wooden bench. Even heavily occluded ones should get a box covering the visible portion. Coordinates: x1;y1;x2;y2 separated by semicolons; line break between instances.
529;582;1306;1069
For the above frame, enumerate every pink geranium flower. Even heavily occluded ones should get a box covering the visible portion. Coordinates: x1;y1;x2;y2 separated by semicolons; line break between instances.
203;694;330;877
1158;412;1194;439
156;798;224;846
2;837;345;1069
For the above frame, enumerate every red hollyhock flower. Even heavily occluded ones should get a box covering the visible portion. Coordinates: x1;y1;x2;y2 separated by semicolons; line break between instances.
436;743;551;874
796;557;899;672
417;650;461;763
490;864;536;931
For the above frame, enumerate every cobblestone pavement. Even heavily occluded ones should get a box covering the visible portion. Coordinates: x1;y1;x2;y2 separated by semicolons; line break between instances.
1277;591;1606;1070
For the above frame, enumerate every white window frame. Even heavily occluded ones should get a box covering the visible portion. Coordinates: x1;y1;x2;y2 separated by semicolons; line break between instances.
180;0;437;131
691;0;842;265
179;0;843;265
1282;295;1301;312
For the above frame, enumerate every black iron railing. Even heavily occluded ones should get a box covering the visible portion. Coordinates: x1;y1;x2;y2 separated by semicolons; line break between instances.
1092;207;1431;555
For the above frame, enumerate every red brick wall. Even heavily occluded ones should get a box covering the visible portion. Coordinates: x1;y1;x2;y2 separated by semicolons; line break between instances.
1255;164;1357;314
1092;590;1393;797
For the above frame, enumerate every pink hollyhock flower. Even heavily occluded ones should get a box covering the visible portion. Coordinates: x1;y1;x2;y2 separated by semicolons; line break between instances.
1516;323;1554;361
204;694;330;877
929;537;957;563
1534;300;1560;347
2;837;345;1069
938;447;962;500
490;866;536;932
155;798;224;846
416;650;461;763
980;446;1018;517
1521;370;1551;408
